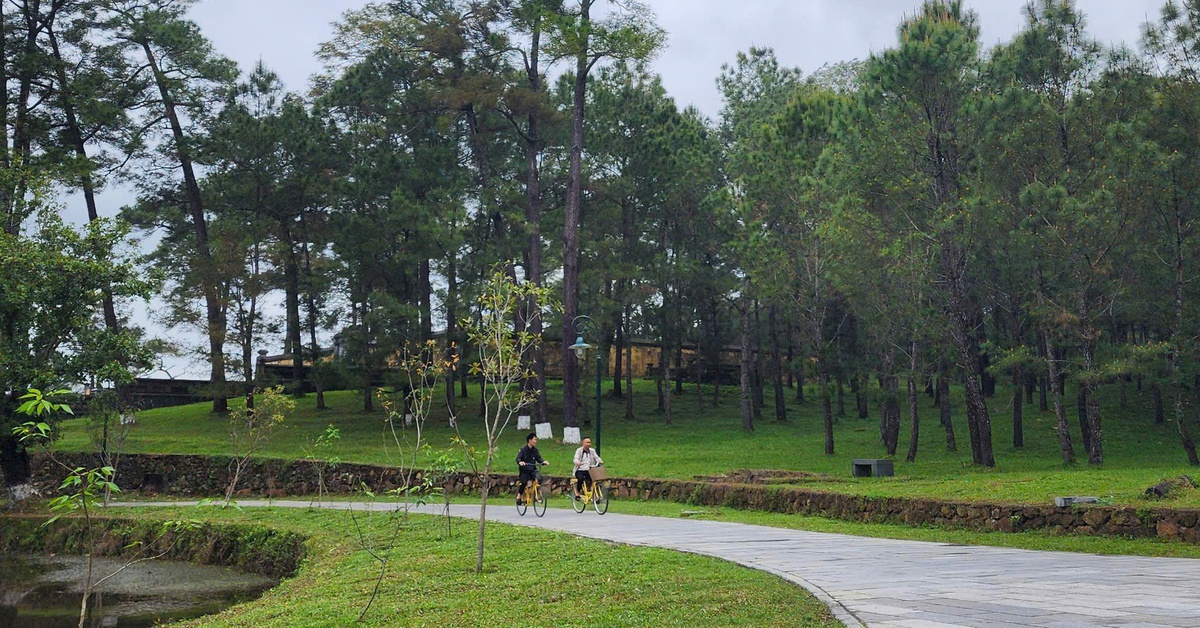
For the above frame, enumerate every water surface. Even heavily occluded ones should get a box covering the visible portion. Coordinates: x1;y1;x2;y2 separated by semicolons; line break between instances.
0;553;276;627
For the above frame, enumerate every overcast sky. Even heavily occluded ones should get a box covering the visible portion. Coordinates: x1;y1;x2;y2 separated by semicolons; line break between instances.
187;0;1168;119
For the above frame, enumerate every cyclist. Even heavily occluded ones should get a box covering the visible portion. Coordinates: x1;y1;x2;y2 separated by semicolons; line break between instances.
515;433;548;505
571;437;603;501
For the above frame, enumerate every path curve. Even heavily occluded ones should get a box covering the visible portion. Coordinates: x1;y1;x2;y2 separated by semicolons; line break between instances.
113;500;1200;628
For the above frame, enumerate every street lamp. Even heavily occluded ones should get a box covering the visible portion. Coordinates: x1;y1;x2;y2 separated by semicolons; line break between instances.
568;315;603;455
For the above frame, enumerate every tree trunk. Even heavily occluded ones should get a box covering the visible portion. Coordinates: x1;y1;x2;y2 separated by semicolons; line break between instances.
284;241;304;397
243;246;260;409
475;467;492;574
819;356;833;455
655;351;665;412
852;373;869;419
938;363;956;452
419;259;433;342
739;290;754;433
1076;386;1092;457
143;41;228;413
752;301;764;419
905;375;919;462
0;0;10;229
1168;190;1199;464
612;306;624;398
461;352;470;398
624;309;635;420
673;343;684;396
768;305;786;421
445;255;458;415
523;2;547;427
1151;382;1165;425
1012;367;1024;449
978;306;995;398
560;0;592;431
836;374;845;417
879;354;900;456
662;344;673;425
947;272;992;466
299;239;325;410
905;337;919;462
47;25;118;329
785;324;795;388
1045;334;1075;465
4;0;39;233
1081;338;1103;465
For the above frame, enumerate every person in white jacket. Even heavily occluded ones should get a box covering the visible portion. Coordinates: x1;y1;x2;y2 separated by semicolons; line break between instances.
571;437;603;500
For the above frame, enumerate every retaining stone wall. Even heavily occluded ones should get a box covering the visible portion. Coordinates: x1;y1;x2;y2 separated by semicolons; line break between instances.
31;453;1200;544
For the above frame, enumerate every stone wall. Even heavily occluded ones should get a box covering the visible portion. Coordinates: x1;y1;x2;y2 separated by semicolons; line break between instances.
32;453;1200;544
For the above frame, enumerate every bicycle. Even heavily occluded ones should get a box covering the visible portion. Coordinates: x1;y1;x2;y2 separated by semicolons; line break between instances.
570;465;609;515
516;463;548;517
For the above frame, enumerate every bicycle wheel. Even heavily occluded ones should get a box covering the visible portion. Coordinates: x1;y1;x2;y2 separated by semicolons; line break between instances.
533;484;547;517
516;486;528;516
592;482;609;515
571;485;587;513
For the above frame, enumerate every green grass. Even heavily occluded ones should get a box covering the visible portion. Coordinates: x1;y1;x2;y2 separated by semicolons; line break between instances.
91;505;840;627
261;493;1198;559
590;499;1200;559
54;378;1200;509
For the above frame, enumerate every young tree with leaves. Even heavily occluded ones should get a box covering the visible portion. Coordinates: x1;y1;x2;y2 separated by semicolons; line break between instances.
463;266;554;574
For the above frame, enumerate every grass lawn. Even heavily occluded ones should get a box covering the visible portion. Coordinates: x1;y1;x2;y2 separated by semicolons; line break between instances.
92;505;840;627
228;492;1200;559
52;378;1200;509
593;499;1200;559
284;492;1199;559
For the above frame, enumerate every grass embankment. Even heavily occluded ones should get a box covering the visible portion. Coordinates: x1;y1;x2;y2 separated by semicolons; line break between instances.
56;379;1200;508
596;500;1200;559
82;505;839;628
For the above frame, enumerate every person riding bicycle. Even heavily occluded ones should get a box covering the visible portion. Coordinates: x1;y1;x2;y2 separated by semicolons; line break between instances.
516;433;548;505
571;437;603;501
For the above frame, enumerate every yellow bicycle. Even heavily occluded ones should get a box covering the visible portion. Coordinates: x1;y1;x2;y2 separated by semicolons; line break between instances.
516;467;548;517
570;466;609;515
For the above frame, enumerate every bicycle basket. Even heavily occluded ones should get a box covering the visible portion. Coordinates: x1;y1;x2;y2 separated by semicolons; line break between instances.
587;467;607;481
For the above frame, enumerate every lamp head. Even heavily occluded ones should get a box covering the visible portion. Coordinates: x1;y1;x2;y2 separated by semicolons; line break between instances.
569;334;591;359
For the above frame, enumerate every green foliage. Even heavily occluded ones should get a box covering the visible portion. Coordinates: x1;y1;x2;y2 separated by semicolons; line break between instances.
466;267;557;421
230;386;292;458
0;212;151;441
45;466;119;526
16;388;75;418
90;507;838;627
13;389;120;523
226;386;294;502
301;424;341;506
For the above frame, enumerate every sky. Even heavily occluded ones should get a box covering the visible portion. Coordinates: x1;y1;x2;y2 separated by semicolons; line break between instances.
128;0;1168;378
186;0;1168;119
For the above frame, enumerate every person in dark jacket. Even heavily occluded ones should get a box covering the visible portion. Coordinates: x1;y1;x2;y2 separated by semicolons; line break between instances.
516;433;549;504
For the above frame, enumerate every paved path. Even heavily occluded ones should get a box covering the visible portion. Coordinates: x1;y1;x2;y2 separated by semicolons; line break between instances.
115;500;1200;628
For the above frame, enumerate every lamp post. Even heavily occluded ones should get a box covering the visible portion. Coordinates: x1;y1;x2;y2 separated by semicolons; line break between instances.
568;315;602;454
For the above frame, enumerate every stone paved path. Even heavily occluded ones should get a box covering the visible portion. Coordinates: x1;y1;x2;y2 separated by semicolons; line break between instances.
116;500;1200;628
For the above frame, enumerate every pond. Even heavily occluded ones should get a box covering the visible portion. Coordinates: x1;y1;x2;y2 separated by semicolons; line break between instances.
0;553;277;627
